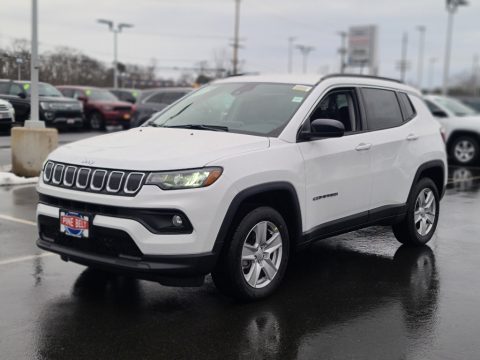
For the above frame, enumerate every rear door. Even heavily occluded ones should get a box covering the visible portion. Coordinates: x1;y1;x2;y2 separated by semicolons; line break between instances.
298;87;374;233
360;87;416;215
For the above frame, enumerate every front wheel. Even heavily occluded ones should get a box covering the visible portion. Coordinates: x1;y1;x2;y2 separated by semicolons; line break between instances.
88;112;106;131
393;178;440;246
212;206;290;301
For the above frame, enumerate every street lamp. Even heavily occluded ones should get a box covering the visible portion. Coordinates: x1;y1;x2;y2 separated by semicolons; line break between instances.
232;0;241;75
287;36;296;73
428;58;438;93
296;45;315;74
416;26;426;90
97;19;134;89
442;0;468;95
337;31;347;74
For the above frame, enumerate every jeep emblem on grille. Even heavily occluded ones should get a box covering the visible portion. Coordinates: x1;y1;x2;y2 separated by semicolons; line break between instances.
80;159;95;166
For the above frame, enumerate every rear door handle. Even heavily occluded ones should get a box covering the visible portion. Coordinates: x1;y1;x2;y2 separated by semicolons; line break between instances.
355;143;372;151
406;133;419;141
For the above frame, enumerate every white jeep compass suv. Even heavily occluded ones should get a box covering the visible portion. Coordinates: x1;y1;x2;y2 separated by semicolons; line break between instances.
37;74;447;300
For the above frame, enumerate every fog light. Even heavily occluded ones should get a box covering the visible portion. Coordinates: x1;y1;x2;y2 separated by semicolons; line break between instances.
172;215;183;227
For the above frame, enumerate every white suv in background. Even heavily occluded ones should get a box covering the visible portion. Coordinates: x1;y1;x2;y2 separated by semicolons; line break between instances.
37;74;447;300
424;95;480;165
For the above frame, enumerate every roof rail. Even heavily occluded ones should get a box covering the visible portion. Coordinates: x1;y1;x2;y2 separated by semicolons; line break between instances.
320;73;403;84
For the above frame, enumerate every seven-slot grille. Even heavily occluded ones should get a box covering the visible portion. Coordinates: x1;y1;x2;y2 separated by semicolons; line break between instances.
42;161;145;196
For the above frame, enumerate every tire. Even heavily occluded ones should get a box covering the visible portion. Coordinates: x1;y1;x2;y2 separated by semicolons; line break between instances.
393;178;440;246
449;135;479;166
212;206;290;301
88;111;106;131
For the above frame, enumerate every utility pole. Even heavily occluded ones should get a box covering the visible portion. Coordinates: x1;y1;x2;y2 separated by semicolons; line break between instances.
287;36;296;73
442;0;468;95
416;26;426;90
398;32;409;82
428;58;438;93
97;19;134;89
337;31;347;74
232;0;241;75
296;45;315;74
27;0;41;127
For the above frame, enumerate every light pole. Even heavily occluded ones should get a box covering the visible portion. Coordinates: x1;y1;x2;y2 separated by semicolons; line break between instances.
416;26;426;90
442;0;468;95
473;54;479;97
337;31;347;74
232;0;241;75
296;45;315;74
26;0;42;127
97;19;134;89
287;36;296;73
428;57;438;93
16;58;24;81
398;32;409;82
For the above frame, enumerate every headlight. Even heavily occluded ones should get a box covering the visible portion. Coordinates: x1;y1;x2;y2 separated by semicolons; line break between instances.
40;102;51;110
146;167;222;190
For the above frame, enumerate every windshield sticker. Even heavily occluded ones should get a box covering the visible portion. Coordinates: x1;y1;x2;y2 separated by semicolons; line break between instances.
23;83;30;90
292;96;304;103
292;85;312;92
132;91;138;97
85;89;92;96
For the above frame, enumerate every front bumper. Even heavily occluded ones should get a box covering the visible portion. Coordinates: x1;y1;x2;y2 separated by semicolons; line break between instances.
103;111;131;126
37;238;216;285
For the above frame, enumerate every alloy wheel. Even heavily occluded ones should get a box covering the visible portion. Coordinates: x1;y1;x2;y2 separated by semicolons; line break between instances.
454;140;476;163
414;188;436;236
241;221;283;289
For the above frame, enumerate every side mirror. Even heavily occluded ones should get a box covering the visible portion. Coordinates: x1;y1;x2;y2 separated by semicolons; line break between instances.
77;95;88;102
17;92;27;99
432;110;448;118
300;119;345;140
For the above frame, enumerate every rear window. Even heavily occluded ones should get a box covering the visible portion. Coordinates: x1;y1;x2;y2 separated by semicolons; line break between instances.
398;92;416;121
362;88;403;130
0;82;9;94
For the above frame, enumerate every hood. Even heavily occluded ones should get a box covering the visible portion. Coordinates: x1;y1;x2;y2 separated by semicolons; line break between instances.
89;100;132;108
38;95;78;103
49;127;270;170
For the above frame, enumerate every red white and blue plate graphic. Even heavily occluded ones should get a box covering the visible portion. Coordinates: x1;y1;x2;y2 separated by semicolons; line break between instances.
60;211;90;238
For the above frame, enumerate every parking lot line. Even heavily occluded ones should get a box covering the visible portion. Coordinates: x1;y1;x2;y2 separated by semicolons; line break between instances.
0;214;37;227
0;253;54;266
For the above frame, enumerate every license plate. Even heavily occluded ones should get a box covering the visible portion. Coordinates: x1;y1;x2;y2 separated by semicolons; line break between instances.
60;210;90;238
67;118;76;124
0;113;8;119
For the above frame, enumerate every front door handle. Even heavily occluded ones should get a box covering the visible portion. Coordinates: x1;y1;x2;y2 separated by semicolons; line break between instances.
355;143;372;151
406;133;419;141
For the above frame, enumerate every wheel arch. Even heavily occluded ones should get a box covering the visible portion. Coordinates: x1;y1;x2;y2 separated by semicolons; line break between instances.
213;182;303;255
409;160;446;201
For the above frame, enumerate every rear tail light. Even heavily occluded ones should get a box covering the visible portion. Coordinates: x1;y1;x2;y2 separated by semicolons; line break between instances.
440;127;446;144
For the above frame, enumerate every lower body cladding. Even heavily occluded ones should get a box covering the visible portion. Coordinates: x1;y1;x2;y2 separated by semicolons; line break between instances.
36;195;218;286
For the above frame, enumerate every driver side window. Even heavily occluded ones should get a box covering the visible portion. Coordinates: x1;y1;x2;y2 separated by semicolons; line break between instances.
308;89;360;133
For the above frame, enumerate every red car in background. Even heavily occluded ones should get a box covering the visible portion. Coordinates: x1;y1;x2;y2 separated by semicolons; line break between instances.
57;86;132;130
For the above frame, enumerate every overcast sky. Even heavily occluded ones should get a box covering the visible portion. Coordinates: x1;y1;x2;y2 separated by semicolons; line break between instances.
1;0;479;87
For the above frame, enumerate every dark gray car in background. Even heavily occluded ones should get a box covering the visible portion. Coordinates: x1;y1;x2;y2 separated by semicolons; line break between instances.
131;87;192;127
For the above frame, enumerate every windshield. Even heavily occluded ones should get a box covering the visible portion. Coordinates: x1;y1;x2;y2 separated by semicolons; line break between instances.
146;82;312;137
24;83;63;97
434;97;478;117
86;89;118;101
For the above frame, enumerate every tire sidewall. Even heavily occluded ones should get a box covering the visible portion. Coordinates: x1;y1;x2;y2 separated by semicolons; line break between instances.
89;112;105;131
406;178;440;245
450;136;479;165
227;207;290;300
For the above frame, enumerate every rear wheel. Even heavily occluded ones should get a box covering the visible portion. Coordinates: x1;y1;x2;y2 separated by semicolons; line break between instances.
212;206;290;301
393;178;439;246
450;135;479;165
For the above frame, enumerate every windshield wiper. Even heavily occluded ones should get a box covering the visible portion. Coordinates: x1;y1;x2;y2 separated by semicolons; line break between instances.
165;124;229;132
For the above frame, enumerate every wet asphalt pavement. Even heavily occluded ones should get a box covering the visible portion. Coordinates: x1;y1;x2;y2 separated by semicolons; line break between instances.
0;166;480;359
